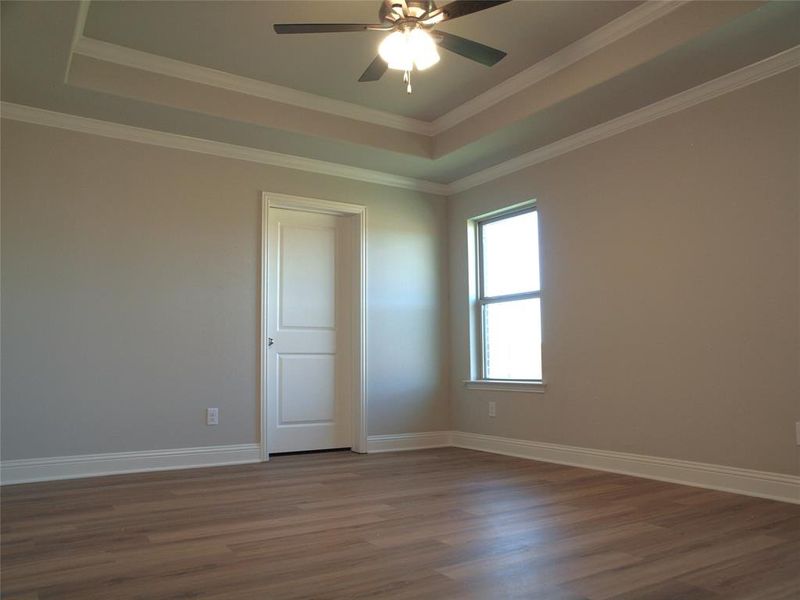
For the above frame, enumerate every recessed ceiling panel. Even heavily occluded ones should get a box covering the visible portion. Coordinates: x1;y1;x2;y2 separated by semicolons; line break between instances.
83;0;640;121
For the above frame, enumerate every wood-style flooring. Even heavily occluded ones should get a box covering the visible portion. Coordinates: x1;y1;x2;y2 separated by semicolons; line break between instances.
2;448;799;599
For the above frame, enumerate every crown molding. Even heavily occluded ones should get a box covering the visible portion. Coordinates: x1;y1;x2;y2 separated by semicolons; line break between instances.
428;0;688;134
72;36;435;136
0;102;449;195
448;45;800;194
64;0;91;83
70;2;685;139
4;46;795;197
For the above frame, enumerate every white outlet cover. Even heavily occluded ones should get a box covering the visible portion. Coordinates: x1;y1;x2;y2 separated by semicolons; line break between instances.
488;401;496;417
207;408;219;425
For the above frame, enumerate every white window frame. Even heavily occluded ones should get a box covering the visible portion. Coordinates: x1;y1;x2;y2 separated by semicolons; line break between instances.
464;201;546;393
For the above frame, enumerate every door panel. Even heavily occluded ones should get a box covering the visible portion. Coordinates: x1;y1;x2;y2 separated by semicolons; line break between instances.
267;208;352;453
278;354;336;424
279;225;336;329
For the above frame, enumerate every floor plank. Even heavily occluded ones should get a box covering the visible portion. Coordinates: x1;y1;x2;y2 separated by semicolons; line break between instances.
1;448;798;599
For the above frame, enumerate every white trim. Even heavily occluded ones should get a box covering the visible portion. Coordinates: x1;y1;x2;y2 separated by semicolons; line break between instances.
267;193;367;215
3;46;796;197
260;192;368;458
367;432;453;453
429;1;687;134
448;45;800;193
70;3;684;137
72;36;433;136
452;432;800;505
0;444;261;485
3;434;796;504
463;380;547;393
64;0;92;82
0;102;448;195
259;197;269;460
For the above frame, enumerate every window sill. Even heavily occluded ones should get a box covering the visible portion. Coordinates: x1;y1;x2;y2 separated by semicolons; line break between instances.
463;380;547;393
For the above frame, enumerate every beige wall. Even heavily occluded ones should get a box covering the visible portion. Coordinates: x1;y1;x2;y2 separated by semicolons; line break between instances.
0;120;449;459
2;70;797;477
449;70;800;476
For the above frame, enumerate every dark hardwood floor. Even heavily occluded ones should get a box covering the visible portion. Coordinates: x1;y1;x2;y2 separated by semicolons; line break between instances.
2;448;798;599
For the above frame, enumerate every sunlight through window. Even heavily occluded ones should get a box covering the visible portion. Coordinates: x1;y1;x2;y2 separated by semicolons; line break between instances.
478;208;542;381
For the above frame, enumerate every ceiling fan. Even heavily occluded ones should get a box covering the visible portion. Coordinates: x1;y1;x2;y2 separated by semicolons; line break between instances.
274;0;510;93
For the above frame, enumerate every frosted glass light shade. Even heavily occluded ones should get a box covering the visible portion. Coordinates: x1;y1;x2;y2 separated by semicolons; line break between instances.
408;28;439;70
379;31;413;70
379;28;440;71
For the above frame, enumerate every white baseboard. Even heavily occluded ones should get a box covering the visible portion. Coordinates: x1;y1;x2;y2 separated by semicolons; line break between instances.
452;431;800;505
367;431;453;453
0;443;262;485
4;433;797;505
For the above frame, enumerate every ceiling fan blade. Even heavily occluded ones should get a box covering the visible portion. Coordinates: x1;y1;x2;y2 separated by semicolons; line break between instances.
424;0;510;24
273;23;379;34
358;55;389;82
435;31;506;66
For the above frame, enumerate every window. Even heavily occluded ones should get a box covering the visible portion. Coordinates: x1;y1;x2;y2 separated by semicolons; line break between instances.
475;206;542;382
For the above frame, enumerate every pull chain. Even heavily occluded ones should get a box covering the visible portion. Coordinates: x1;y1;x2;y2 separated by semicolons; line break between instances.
403;70;412;94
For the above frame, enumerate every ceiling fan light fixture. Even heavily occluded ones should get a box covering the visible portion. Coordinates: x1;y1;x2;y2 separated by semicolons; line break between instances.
378;27;439;72
274;0;510;89
378;30;414;71
409;28;440;71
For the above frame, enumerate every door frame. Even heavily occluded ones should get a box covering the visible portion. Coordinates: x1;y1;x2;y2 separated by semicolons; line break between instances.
260;192;368;461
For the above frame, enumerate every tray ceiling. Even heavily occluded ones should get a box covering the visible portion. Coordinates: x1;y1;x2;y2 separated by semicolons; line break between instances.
83;0;639;121
2;1;798;191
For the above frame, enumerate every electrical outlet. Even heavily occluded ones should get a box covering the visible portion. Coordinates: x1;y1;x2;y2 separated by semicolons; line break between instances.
796;422;800;446
488;401;496;418
207;407;219;426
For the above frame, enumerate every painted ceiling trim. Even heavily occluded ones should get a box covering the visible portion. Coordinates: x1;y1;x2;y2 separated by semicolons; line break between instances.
70;1;684;138
3;45;795;197
64;0;91;83
71;36;433;136
448;45;800;193
0;102;449;196
428;0;688;134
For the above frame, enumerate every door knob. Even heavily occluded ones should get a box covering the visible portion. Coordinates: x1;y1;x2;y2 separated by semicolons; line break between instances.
268;337;274;347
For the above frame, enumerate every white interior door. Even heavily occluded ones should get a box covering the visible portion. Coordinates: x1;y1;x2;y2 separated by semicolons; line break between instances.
267;208;352;453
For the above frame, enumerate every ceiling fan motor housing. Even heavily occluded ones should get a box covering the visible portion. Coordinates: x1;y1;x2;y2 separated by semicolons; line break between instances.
379;1;436;24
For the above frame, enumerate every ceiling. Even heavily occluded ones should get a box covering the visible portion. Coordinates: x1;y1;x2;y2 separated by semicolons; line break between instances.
83;1;638;121
2;1;799;191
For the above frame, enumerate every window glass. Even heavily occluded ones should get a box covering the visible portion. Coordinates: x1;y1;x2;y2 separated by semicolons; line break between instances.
483;298;542;380
481;211;539;297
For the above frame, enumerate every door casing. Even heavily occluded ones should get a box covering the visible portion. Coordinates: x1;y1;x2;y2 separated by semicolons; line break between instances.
260;192;367;460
